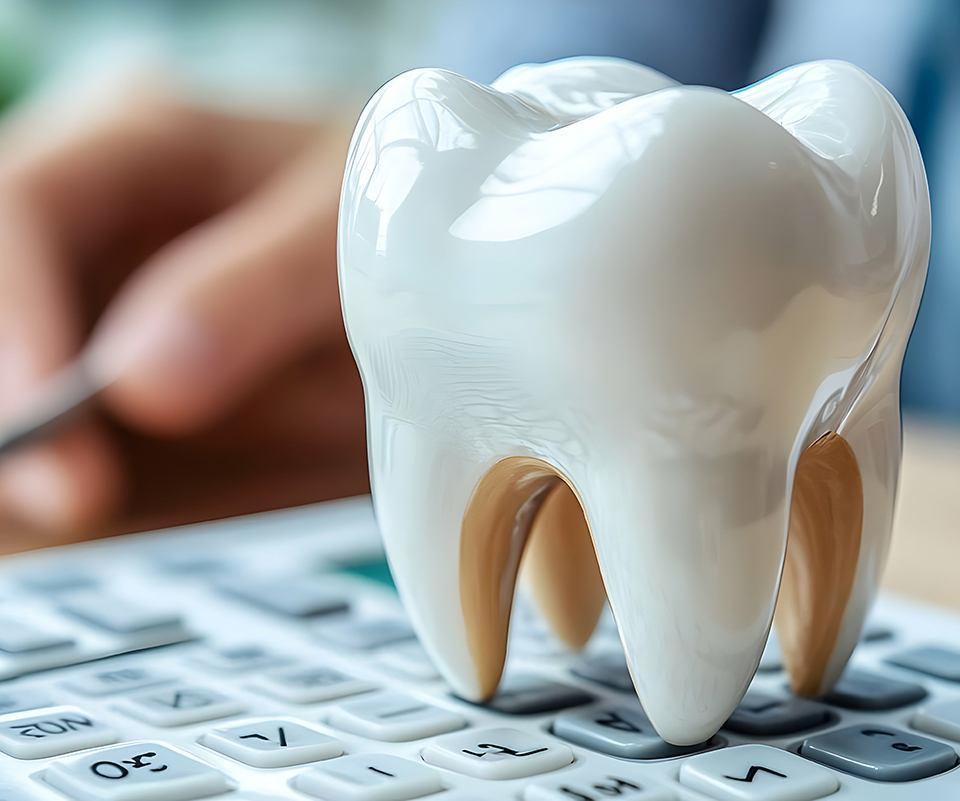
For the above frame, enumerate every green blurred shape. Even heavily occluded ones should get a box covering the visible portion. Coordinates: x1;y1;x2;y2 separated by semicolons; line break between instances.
333;555;397;590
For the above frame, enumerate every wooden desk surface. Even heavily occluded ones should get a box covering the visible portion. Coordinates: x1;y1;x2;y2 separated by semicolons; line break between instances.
884;417;960;609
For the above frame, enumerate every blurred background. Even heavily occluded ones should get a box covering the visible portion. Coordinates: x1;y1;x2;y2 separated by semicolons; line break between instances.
0;0;957;541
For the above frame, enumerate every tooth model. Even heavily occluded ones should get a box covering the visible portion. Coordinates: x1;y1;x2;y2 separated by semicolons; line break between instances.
337;58;930;745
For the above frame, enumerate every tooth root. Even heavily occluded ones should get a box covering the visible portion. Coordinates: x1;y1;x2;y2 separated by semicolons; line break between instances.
521;482;605;650
369;422;503;702
778;384;902;697
459;457;560;698
577;451;789;746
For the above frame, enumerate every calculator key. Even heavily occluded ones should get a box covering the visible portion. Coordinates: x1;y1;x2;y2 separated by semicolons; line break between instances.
821;668;927;710
800;724;959;781
862;622;894;642
293;753;443;801
44;741;231;801
217;574;350;618
464;674;593;715
0;705;117;758
250;665;375;704
377;642;441;681
200;718;342;767
59;592;183;635
63;666;176;696
193;643;292;673
118;685;244;727
0;687;56;715
422;727;574;780
553;704;706;759
526;769;675;800
570;651;635;692
18;569;96;593
887;645;960;681
914;699;960;741
155;553;229;575
724;691;832;737
0;618;74;654
680;745;837;800
329;692;466;741
315;616;416;650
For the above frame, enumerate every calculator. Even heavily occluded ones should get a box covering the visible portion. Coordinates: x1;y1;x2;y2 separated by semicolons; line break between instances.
1;496;960;801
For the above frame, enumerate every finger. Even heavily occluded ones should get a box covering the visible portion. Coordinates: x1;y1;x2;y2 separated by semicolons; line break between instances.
89;132;350;433
0;423;123;534
0;197;123;531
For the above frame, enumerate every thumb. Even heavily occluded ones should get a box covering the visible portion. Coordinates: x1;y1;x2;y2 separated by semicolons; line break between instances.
88;138;347;434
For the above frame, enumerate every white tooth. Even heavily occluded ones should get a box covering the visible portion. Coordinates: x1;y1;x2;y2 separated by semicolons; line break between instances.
339;58;929;745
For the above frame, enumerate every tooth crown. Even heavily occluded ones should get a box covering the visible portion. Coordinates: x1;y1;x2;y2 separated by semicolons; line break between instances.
338;59;929;745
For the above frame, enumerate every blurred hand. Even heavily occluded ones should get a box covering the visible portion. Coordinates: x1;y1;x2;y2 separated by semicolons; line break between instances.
0;77;369;546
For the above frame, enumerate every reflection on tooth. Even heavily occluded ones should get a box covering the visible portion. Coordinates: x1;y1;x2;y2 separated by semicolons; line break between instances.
521;482;605;651
340;57;930;745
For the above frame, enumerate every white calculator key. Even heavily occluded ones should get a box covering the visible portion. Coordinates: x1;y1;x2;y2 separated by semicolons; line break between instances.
250;665;375;704
0;705;117;758
914;699;960;741
44;741;231;801
526;767;675;800
293;752;444;801
421;727;574;780
329;692;466;741
376;643;441;681
0;687;56;716
0;617;74;654
679;744;839;801
117;685;244;727
200;718;342;767
64;666;177;697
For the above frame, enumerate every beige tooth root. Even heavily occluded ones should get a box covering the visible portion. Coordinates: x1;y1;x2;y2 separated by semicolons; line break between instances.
777;433;863;697
522;482;606;651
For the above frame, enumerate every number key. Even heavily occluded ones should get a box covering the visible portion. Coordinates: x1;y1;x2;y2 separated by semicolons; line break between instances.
44;741;231;801
680;744;838;800
800;724;959;781
293;753;443;801
422;727;573;780
0;705;117;759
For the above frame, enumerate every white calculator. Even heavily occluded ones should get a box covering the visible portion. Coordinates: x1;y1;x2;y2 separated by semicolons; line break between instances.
1;496;960;800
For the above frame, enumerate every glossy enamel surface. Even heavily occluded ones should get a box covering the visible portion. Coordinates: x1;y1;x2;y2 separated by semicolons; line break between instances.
338;58;930;744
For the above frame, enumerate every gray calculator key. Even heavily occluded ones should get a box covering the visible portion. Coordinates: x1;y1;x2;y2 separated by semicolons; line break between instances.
193;644;292;673
887;645;960;681
294;753;443;801
570;651;634;692
64;666;176;696
315;616;417;650
44;741;231;801
250;665;375;704
0;705;117;758
822;668;927;710
59;592;183;635
800;724;958;781
218;574;350;618
0;687;56;715
724;691;832;737
553;704;705;759
0;618;74;654
118;685;244;727
913;699;960;742
465;674;593;715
